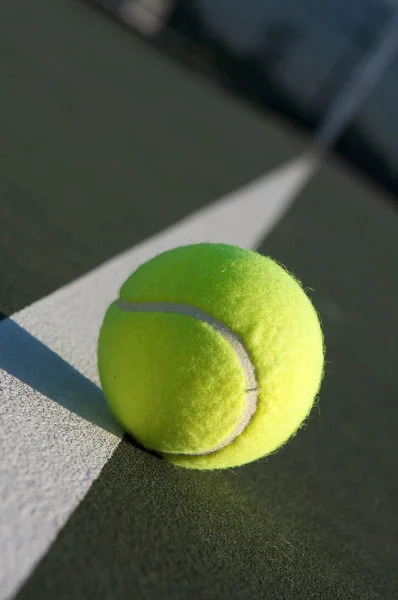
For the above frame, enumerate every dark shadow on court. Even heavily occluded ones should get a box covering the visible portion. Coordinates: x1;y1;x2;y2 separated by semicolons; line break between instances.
0;317;121;436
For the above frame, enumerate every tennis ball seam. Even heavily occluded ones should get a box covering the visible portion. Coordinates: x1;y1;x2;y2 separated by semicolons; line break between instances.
116;299;259;456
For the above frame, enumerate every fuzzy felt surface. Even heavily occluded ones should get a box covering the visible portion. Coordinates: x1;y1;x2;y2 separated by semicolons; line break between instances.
98;308;246;454
98;243;324;469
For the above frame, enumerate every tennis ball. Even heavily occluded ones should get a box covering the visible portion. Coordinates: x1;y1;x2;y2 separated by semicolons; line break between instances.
98;243;324;470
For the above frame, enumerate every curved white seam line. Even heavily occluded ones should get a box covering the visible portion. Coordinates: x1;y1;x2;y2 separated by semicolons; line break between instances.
115;299;259;456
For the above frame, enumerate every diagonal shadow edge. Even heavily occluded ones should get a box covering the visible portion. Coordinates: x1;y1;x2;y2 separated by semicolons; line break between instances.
0;317;122;437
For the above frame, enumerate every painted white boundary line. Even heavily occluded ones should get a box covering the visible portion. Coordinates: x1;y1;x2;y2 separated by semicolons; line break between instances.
0;154;315;599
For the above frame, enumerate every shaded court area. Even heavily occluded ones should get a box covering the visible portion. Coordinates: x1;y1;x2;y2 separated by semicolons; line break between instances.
0;0;304;316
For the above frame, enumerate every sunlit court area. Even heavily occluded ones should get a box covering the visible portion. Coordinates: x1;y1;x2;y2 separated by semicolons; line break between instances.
1;1;398;599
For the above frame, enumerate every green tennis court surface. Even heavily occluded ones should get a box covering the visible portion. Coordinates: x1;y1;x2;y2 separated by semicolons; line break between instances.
1;1;397;599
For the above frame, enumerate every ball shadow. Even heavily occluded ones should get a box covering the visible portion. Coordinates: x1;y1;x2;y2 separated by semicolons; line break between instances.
0;316;121;436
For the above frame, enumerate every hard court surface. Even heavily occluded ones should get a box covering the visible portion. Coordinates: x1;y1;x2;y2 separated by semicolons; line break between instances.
1;2;398;599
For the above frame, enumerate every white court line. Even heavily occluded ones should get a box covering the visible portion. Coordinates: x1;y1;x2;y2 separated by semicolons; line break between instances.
0;154;316;599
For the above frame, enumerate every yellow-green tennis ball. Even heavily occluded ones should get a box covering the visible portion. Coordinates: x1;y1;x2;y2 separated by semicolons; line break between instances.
98;243;324;470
